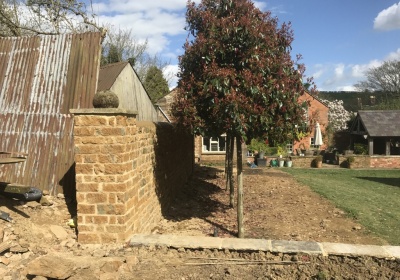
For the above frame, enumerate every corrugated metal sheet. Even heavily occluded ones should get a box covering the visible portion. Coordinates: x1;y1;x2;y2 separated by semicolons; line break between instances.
0;32;102;194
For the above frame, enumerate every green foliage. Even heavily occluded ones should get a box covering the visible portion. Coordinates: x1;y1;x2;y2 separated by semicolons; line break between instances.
315;155;323;162
370;98;400;110
316;270;329;280
143;66;169;103
276;145;287;157
318;91;400;111
247;138;268;153
283;168;400;245
171;0;315;142
102;44;121;65
347;156;355;163
354;143;368;155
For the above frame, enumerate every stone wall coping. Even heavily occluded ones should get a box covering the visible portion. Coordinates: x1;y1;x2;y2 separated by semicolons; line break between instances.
70;108;138;116
130;234;400;259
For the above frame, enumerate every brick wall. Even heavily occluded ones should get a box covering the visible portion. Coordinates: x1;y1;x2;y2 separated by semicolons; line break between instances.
291;155;400;169
369;156;400;168
295;93;329;151
71;109;193;244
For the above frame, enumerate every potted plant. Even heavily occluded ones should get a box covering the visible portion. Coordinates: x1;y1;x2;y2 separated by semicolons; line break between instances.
247;138;269;159
346;156;355;168
278;156;285;167
312;155;323;168
285;156;293;168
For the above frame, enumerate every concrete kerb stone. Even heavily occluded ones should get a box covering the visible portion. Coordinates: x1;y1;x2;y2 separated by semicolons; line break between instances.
221;238;271;251
382;246;400;259
271;240;322;254
321;242;393;258
130;234;400;260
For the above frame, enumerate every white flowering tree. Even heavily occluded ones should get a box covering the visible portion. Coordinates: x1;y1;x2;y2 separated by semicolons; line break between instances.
322;99;353;132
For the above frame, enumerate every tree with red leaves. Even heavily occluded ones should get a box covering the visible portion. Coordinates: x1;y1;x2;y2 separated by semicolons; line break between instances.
172;0;315;238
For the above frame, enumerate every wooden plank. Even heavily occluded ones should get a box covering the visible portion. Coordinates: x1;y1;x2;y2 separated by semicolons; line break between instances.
0;158;26;164
0;151;28;157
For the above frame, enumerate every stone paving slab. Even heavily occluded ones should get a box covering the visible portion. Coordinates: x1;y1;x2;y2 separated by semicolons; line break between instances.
271;240;322;254
221;238;271;251
321;242;392;258
383;246;400;259
130;234;400;259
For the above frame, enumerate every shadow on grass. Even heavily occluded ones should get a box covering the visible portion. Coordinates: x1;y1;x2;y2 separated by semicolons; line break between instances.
161;165;235;235
357;177;400;188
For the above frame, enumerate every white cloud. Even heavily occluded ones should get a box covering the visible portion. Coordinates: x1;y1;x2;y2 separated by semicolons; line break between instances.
93;0;186;14
351;59;382;77
253;1;267;11
374;2;400;30
337;85;357;91
334;63;345;77
93;1;187;55
163;64;180;90
386;48;400;60
312;69;324;79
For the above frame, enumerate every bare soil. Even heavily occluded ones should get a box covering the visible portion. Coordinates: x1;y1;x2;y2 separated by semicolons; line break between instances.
156;165;387;245
0;164;398;279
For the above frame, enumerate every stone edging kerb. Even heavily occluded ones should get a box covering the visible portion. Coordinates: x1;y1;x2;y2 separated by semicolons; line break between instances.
70;108;138;116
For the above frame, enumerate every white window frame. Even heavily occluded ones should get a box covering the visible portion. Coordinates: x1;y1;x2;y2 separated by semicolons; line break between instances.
202;135;227;153
286;142;293;154
310;137;317;149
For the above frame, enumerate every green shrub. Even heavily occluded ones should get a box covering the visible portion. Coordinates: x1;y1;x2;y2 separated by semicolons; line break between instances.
354;143;368;155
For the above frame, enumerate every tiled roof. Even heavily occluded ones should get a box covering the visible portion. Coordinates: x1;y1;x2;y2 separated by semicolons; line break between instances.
97;61;129;92
358;110;400;137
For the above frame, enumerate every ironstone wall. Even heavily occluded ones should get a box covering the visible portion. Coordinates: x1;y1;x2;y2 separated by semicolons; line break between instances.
72;108;194;244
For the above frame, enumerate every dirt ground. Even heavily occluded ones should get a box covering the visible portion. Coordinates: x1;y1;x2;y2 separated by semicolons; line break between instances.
0;164;399;279
155;165;388;245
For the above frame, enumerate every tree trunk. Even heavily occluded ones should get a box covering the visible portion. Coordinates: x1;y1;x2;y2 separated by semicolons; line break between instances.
236;136;244;238
229;135;235;208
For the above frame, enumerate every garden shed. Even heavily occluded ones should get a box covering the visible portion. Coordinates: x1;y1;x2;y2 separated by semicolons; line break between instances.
350;110;400;156
97;61;158;121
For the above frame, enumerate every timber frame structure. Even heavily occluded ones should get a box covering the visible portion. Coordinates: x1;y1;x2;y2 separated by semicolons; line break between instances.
350;110;400;156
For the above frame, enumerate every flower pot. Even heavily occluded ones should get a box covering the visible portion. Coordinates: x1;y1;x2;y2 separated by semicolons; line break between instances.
258;152;265;159
270;159;278;167
286;160;293;168
278;160;284;167
316;161;322;168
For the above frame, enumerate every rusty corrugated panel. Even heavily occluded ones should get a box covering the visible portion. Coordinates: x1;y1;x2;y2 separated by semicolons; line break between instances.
97;61;128;92
0;32;101;194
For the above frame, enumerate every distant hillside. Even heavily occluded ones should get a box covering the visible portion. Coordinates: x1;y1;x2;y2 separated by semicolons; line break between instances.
317;91;397;112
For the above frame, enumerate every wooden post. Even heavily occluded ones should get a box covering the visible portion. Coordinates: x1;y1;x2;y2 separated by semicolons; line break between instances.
368;138;374;156
386;140;391;155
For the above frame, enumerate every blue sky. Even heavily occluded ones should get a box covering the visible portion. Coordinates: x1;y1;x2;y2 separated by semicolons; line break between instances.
92;0;400;91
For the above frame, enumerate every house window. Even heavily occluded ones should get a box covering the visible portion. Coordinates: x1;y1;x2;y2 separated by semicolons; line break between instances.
310;137;317;149
202;135;226;153
286;142;293;154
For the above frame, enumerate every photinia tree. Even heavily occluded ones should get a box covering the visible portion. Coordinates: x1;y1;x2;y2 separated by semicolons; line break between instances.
171;0;315;237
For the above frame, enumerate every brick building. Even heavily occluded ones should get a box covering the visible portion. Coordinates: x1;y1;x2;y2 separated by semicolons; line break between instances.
157;90;329;163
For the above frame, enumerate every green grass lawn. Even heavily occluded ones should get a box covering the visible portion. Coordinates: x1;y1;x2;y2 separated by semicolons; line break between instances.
282;168;400;245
